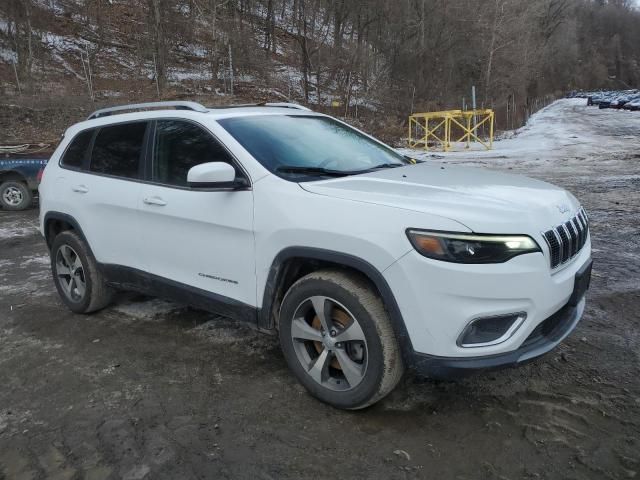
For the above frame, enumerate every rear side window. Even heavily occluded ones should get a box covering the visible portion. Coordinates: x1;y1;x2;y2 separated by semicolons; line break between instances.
153;120;235;186
90;122;147;179
61;129;93;169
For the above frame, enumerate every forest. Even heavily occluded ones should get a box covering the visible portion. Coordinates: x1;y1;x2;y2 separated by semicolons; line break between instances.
1;0;640;135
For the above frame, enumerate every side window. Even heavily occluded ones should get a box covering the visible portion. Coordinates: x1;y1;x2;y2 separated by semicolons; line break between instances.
61;129;93;169
89;122;147;179
153;120;235;187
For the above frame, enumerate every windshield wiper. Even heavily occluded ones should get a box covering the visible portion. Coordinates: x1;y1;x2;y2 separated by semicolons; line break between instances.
276;166;355;177
370;163;404;169
276;163;407;177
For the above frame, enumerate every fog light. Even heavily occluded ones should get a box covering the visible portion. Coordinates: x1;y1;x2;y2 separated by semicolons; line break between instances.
457;312;527;348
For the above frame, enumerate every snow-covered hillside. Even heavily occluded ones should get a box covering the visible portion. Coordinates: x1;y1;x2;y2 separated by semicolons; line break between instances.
0;0;367;107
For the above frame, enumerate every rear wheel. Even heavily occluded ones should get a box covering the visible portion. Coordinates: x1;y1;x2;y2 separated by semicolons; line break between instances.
278;270;404;409
0;181;32;211
50;231;114;313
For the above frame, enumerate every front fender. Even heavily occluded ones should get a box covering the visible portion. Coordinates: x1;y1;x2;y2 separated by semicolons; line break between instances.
258;246;417;364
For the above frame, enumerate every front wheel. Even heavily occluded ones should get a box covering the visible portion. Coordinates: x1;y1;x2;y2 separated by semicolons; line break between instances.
278;270;404;409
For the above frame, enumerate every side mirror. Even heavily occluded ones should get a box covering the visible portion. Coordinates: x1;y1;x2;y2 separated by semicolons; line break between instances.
187;162;247;189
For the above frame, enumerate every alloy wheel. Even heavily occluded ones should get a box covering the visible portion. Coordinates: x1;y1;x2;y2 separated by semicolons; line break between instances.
55;245;87;302
290;296;368;391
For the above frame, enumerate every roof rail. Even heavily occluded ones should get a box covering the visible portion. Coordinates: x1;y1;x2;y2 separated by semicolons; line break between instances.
207;102;311;111
87;101;208;120
263;102;311;111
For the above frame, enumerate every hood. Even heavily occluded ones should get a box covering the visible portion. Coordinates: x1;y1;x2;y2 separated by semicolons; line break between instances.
299;163;581;234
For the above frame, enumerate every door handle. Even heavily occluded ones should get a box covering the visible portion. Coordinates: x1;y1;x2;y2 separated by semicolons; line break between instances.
72;185;88;194
143;196;167;206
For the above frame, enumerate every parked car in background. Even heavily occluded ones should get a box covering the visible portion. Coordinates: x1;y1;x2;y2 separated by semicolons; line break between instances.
598;92;622;109
609;91;639;109
0;154;48;210
622;96;640;111
587;89;639;109
587;90;614;106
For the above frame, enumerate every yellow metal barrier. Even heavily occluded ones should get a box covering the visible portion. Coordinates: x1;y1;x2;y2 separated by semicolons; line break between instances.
409;109;494;151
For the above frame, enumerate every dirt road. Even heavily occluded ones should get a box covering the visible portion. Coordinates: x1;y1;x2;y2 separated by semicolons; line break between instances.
1;100;639;479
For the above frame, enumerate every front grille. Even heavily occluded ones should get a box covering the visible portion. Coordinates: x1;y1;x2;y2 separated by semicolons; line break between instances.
542;208;589;269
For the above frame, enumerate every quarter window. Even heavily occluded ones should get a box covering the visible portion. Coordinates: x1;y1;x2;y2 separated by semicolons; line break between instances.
153;120;235;186
61;129;93;169
90;122;147;179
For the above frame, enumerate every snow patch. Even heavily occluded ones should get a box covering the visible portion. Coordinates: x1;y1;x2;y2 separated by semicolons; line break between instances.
0;223;39;240
0;47;17;63
21;255;50;267
168;67;212;82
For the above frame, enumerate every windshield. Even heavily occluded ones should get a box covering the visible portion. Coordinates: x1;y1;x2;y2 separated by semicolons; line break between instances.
218;115;408;180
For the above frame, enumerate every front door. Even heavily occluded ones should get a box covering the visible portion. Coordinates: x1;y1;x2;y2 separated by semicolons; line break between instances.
138;119;256;309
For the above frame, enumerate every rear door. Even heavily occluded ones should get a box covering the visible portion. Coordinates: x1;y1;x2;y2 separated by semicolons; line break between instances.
50;128;95;226
73;121;148;269
137;119;256;308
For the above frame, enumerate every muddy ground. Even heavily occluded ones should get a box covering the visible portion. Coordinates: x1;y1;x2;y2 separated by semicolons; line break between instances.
1;101;640;479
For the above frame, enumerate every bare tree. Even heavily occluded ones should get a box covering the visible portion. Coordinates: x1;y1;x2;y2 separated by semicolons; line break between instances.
5;0;34;91
0;0;639;124
148;0;168;94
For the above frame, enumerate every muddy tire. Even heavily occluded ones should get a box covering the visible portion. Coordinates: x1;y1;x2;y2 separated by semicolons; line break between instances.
0;181;32;211
50;230;114;314
279;269;404;410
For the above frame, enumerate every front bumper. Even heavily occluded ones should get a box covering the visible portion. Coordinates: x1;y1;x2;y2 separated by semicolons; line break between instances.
409;295;585;378
383;235;592;360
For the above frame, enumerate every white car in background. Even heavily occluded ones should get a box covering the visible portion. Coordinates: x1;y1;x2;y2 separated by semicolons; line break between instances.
39;101;592;409
622;96;640;111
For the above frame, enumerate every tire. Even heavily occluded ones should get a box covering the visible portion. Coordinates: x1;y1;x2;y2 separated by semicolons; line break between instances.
50;230;114;314
278;269;404;410
0;181;32;211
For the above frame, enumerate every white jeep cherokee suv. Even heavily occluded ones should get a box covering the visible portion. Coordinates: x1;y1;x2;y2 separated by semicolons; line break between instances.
39;101;592;409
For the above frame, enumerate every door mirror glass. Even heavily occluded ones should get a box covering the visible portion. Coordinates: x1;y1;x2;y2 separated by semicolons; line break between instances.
187;162;237;187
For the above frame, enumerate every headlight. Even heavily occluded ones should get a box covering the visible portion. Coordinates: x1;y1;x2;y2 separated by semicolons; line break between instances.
406;229;541;264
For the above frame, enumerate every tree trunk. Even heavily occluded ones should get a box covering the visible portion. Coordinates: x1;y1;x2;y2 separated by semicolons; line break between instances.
265;0;274;54
210;0;219;89
228;42;234;96
149;0;166;94
485;0;504;102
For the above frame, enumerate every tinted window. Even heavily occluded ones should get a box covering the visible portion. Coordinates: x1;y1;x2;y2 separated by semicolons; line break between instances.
90;122;147;179
153;120;234;186
61;129;93;169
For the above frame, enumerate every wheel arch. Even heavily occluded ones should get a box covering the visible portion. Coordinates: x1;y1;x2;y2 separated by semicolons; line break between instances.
43;212;91;252
259;247;415;360
0;170;28;184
